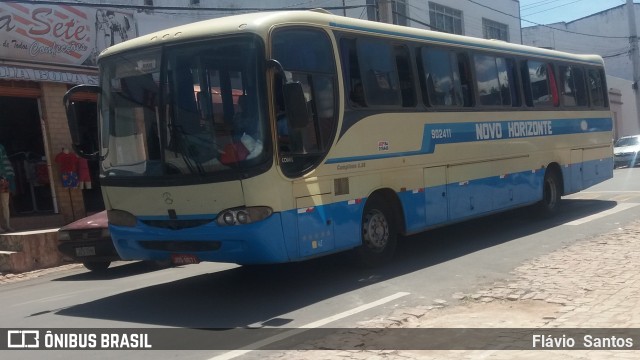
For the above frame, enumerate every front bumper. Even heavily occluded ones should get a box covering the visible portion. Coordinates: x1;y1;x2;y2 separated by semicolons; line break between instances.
109;212;290;265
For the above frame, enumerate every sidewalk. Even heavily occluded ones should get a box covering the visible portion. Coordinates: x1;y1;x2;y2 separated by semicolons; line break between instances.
0;263;82;284
260;220;640;359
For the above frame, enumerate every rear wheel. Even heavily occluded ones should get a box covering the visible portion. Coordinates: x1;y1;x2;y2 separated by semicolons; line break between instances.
536;169;562;217
354;197;397;267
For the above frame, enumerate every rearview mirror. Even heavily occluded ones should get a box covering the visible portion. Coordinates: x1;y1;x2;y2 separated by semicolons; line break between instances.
63;85;101;159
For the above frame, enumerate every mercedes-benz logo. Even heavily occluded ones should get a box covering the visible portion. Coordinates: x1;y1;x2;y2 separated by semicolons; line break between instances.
162;192;174;204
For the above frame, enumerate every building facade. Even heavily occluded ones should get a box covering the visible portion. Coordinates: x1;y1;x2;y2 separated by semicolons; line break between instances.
0;0;521;230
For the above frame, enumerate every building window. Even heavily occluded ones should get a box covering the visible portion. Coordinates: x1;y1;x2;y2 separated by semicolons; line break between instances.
393;0;408;26
190;0;200;6
429;2;463;35
483;18;509;41
144;0;153;6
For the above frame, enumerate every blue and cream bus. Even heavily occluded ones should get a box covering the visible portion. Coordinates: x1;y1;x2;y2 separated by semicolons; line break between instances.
65;9;613;267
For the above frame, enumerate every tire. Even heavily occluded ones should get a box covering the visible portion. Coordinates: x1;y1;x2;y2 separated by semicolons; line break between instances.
536;169;562;217
354;196;397;267
83;261;111;272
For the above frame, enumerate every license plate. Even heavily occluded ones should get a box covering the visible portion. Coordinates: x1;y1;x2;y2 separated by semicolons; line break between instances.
171;254;200;265
75;246;96;257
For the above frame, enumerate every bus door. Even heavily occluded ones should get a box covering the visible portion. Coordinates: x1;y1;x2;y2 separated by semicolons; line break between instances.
424;166;449;226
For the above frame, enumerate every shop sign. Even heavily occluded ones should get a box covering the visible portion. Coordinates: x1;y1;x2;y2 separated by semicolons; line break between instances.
0;65;98;85
0;2;137;67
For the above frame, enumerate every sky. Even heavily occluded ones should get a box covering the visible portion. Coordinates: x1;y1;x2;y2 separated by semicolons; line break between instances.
519;0;629;26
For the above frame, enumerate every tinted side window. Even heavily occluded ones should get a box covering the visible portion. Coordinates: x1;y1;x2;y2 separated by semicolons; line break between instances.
357;38;402;106
272;29;334;73
341;38;366;108
525;60;555;107
560;65;588;107
473;54;517;107
419;47;463;107
394;45;417;107
587;68;607;107
475;54;501;106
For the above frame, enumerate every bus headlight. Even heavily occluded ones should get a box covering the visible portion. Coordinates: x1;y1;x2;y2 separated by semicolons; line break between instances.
236;210;249;224
107;209;137;227
222;212;235;226
216;207;272;226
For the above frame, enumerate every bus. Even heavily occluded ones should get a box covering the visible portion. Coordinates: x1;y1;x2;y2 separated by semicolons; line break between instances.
64;9;613;267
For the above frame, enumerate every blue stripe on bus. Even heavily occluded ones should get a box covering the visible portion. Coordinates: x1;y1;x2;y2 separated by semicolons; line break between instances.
326;117;612;164
329;22;604;65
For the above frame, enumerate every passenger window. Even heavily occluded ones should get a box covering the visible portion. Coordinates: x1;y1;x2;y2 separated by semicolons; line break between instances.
474;54;513;106
560;65;588;107
340;38;366;108
524;60;557;107
473;55;519;107
394;45;417;107
419;47;463;107
357;38;402;106
587;68;607;107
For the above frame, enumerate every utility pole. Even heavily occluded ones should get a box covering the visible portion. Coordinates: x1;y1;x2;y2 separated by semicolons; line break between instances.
627;0;640;131
377;0;393;24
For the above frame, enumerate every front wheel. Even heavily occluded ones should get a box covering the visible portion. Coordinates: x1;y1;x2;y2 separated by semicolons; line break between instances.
354;197;397;267
536;169;562;217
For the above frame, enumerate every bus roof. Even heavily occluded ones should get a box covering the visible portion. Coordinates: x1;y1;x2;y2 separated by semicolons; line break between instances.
100;9;604;66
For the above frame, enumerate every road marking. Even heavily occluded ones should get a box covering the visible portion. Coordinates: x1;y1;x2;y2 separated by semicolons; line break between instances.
208;291;410;360
566;193;601;200
610;194;638;202
564;203;640;226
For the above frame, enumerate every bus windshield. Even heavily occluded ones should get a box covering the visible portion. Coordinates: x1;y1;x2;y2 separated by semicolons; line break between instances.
99;35;267;178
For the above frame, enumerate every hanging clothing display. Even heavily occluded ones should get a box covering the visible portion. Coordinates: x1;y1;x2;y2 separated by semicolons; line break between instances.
55;149;79;188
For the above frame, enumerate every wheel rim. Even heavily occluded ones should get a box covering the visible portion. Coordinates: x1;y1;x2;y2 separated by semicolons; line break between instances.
362;209;389;252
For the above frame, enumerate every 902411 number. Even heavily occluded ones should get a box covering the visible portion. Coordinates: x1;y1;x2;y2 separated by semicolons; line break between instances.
431;128;452;139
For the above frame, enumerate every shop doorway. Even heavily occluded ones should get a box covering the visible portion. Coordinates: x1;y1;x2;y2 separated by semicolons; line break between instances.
0;96;53;215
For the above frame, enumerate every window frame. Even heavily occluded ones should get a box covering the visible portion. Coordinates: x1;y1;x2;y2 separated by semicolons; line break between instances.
482;18;509;42
428;2;464;35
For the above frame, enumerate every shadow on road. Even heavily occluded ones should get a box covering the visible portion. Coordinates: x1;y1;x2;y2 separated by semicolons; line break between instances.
52;199;617;328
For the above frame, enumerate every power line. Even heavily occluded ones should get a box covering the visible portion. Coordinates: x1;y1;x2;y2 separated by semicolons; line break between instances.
522;0;575;11
603;50;629;58
465;0;628;39
392;11;436;30
522;0;585;17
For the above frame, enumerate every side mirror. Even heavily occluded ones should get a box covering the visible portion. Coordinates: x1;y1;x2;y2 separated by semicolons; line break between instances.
283;82;310;129
63;84;101;159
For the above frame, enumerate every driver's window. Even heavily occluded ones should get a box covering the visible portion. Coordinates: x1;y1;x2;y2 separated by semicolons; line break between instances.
272;27;337;176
